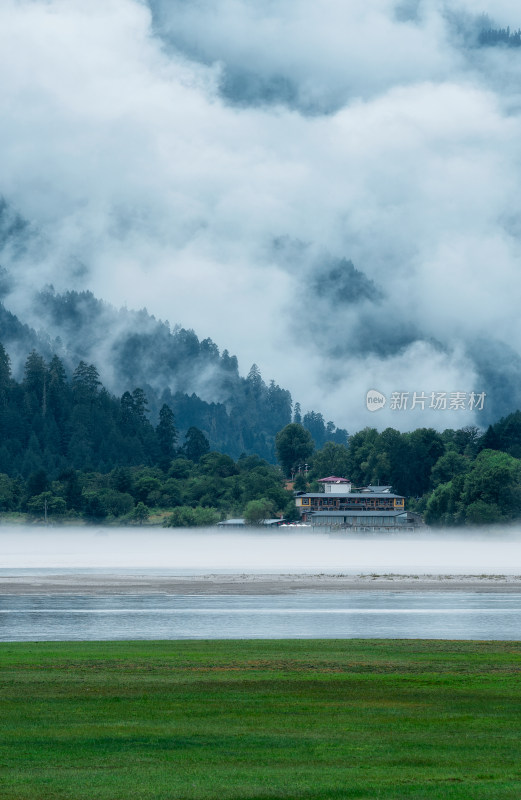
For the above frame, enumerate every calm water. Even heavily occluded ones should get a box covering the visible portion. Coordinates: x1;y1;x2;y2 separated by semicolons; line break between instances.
2;527;521;640
1;592;521;641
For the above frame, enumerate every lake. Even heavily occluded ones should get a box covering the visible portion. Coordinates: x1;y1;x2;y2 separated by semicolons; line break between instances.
2;526;521;641
1;591;521;641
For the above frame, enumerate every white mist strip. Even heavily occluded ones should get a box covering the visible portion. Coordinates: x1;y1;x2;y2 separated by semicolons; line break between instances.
2;527;521;573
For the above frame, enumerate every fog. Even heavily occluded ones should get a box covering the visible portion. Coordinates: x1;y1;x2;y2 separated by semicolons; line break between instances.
2;1;521;429
2;526;521;574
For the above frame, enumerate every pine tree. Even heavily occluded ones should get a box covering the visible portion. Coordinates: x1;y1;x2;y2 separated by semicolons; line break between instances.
0;343;11;415
246;364;264;396
303;410;326;448
72;361;101;401
183;427;210;463
23;351;47;414
156;404;178;470
131;388;149;422
48;355;67;389
0;342;11;392
47;354;68;419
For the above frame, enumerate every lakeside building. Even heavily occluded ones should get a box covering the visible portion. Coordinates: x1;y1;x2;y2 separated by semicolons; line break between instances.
318;476;352;493
308;510;423;532
295;476;422;530
217;518;285;528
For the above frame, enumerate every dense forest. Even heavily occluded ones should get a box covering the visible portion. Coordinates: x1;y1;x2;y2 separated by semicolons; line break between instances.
275;415;521;527
478;26;521;47
1;340;521;527
0;284;347;461
0;341;326;525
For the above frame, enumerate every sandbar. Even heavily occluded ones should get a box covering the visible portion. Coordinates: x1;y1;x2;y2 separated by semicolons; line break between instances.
1;573;521;595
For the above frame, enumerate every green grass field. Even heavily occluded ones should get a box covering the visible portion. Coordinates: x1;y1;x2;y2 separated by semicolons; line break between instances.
1;639;521;799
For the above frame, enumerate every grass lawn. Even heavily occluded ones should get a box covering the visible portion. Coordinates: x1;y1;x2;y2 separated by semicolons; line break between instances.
1;639;521;799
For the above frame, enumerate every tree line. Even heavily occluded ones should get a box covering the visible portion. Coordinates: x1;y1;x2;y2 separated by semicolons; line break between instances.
0;290;347;462
275;414;521;526
0;343;298;524
2;339;521;526
479;26;521;47
0;453;295;526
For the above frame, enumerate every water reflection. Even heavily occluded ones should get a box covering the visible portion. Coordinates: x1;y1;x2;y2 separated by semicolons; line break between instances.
1;592;520;641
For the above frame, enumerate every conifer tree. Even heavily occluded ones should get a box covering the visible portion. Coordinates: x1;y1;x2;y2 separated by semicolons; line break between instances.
23;351;47;414
184;426;210;463
72;361;101;401
0;342;11;391
156;404;177;471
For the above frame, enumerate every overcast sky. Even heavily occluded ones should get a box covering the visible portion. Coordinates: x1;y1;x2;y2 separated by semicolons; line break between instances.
1;0;521;431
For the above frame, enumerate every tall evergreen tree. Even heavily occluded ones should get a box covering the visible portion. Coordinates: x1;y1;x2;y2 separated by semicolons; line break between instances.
0;342;11;409
267;380;292;432
47;354;68;419
72;361;101;401
131;388;149;422
184;426;210;463
246;364;265;397
0;342;10;389
303;410;326;449
120;391;135;426
48;354;67;389
23;351;47;414
156;404;178;470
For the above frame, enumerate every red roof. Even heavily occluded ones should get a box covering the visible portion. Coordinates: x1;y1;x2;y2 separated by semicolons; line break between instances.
317;476;351;483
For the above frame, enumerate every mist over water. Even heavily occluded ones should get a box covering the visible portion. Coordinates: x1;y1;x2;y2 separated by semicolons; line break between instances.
3;526;521;640
2;525;521;574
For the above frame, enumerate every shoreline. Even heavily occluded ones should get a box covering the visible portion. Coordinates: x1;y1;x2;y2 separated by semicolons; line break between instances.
2;572;521;595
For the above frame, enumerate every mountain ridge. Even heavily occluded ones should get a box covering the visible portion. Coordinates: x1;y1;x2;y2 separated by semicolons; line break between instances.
0;284;347;462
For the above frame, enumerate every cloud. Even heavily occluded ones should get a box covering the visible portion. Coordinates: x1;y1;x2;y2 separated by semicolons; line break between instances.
147;0;461;113
0;0;521;432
